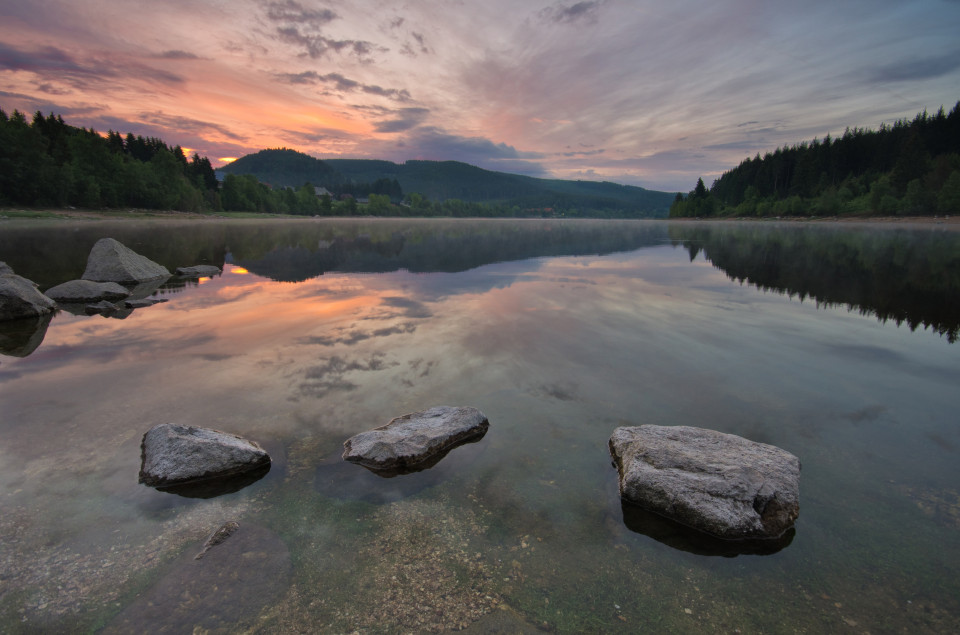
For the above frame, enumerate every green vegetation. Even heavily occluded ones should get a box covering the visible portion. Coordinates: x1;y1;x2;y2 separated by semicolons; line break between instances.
671;102;960;218
0;108;219;212
221;149;675;218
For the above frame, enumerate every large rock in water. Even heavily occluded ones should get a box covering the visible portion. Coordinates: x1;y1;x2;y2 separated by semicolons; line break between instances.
45;279;131;303
82;238;170;284
139;424;271;488
343;406;489;473
0;273;57;321
609;425;800;540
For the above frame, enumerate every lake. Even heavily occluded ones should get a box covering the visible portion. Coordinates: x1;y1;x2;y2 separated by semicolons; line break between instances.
1;218;958;633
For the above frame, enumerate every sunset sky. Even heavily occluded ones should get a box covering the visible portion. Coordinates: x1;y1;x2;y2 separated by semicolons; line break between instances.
1;0;959;192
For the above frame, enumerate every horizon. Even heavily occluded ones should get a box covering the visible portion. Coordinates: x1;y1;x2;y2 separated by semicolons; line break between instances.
1;1;958;192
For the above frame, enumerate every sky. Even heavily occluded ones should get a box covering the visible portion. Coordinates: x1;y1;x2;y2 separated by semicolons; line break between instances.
1;0;959;192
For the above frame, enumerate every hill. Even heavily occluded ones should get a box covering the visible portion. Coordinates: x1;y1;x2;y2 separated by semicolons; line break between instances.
218;149;675;217
671;101;960;218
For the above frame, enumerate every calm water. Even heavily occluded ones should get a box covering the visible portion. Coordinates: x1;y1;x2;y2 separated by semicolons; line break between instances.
1;218;958;633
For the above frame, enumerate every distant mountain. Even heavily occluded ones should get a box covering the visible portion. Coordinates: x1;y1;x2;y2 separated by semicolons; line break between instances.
218;148;340;189
218;149;675;217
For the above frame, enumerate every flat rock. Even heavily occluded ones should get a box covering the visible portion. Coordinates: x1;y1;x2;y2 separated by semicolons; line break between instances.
609;425;800;540
82;237;170;284
139;424;271;488
45;279;131;302
0;273;57;321
343;406;489;472
176;264;222;277
85;300;118;315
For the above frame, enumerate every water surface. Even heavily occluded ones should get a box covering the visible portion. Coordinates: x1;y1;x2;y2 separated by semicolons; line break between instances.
1;218;957;633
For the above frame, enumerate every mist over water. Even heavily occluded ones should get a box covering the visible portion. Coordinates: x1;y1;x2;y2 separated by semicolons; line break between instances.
1;219;957;633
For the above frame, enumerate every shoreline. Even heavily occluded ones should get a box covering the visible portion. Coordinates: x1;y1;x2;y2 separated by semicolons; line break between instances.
1;207;957;227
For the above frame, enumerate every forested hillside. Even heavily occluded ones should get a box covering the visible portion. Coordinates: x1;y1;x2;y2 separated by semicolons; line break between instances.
0;108;219;211
671;102;960;217
221;150;675;217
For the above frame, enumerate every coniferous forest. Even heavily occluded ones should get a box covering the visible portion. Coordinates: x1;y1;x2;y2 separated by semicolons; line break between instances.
671;102;960;218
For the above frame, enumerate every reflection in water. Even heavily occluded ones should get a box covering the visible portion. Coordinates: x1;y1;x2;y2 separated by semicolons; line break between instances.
0;313;52;356
0;219;958;633
152;463;271;499
669;222;960;342
620;501;795;557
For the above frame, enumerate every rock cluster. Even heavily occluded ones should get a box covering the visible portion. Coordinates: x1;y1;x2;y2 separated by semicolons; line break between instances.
609;425;800;540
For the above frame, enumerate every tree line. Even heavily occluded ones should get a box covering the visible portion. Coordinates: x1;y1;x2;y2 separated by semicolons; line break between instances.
671;101;960;218
0;108;220;211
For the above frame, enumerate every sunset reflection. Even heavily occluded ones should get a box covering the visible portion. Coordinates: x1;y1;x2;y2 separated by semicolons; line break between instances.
230;267;249;275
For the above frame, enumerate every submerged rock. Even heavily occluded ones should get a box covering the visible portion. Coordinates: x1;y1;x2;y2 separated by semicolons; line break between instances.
45;279;130;303
139;424;271;489
82;237;170;284
0;273;57;321
343;406;489;473
609;425;800;540
0;313;53;357
176;264;221;277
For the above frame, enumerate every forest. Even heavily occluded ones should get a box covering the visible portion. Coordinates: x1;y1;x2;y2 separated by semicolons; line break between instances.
670;102;960;218
0;109;220;212
0;107;673;218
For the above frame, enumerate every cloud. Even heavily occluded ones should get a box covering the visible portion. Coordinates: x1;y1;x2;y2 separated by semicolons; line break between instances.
865;50;960;83
157;50;201;60
264;0;338;25
374;107;430;133
138;111;249;142
0;42;183;87
275;71;411;101
539;1;606;25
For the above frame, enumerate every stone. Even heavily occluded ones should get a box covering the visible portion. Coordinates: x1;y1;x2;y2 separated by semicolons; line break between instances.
139;423;271;488
81;237;170;284
343;406;489;473
176;265;222;277
609;425;800;540
0;273;57;321
0;262;14;275
44;279;131;303
123;298;165;309
0;313;53;357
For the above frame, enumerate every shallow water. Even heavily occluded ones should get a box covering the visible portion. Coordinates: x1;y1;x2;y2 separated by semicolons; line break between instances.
0;218;958;633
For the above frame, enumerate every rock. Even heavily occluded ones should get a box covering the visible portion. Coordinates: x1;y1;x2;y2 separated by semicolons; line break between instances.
0;273;57;321
45;279;131;303
81;237;170;284
0;262;13;275
123;298;166;309
139;423;271;488
343;406;489;473
609;425;800;540
176;264;222;277
195;521;240;560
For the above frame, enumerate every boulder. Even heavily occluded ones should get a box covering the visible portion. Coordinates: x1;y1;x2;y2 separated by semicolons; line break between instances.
45;279;131;303
609;425;800;540
343;406;489;473
124;298;166;309
82;237;170;284
0;273;57;321
139;423;271;488
0;262;13;275
176;265;222;277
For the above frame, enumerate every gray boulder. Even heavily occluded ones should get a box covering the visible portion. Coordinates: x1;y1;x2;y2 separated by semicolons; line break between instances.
0;273;57;321
343;406;489;472
45;279;131;303
0;262;13;275
176;265;222;277
82;238;170;284
609;425;800;540
139;424;271;488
